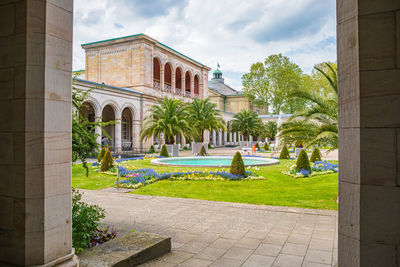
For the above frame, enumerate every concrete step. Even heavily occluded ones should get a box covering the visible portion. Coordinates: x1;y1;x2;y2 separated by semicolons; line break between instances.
78;232;171;267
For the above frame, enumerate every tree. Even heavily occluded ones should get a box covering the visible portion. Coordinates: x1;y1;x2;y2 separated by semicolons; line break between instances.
100;147;114;172
310;147;322;162
188;98;225;142
279;63;338;151
296;149;311;172
230;152;245;176
279;145;290;159
242;54;304;114
140;97;191;144
72;81;112;176
199;145;207;156
263;121;277;141
231;110;263;141
160;144;169;157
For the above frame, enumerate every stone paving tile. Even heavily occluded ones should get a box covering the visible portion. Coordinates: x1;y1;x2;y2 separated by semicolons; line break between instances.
209;238;237;250
179;258;213;267
177;241;209;254
242;254;275;267
194;247;227;261
309;238;334;251
235;237;262;249
273;254;304;267
223;246;254;261
209;257;243;267
281;242;308;257
254;243;282;257
304;249;332;265
81;190;338;267
302;261;331;267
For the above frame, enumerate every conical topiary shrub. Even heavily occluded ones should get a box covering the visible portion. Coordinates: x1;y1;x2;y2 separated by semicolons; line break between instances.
255;143;260;150
310;147;322;162
97;146;106;163
160;144;169;157
199;145;207;156
230;152;245;177
149;145;155;153
100;147;114;172
263;142;269;151
295;149;311;172
279;145;290;159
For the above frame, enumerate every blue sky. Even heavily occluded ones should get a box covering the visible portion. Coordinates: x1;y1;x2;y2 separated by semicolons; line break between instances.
73;0;336;90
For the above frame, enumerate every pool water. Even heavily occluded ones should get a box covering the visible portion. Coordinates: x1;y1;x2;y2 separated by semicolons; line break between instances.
151;156;279;167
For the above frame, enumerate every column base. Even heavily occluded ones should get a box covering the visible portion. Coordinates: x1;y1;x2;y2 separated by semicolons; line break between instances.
31;250;79;267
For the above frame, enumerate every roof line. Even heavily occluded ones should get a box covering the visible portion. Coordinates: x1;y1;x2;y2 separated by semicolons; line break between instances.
73;78;144;95
81;33;144;46
156;41;204;66
73;69;85;73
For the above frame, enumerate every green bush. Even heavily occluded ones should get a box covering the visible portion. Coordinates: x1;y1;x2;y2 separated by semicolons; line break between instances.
148;145;155;153
97;147;106;163
310;147;322;162
296;149;311;172
199;145;207;156
208;143;211;149
72;188;105;253
100;147;114;172
263;142;269;151
160;144;169;157
255;143;260;150
279;145;290;159
230;152;245;176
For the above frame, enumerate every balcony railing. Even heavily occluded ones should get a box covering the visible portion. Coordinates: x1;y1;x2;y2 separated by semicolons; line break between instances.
164;84;172;93
194;93;199;99
153;80;161;90
185;91;191;98
175;88;183;96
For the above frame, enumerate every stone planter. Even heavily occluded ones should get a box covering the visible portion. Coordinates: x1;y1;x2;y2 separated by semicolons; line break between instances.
192;142;208;155
166;144;179;157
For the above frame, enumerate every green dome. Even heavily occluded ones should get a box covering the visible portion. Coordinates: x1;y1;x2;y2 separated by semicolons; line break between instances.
213;69;222;74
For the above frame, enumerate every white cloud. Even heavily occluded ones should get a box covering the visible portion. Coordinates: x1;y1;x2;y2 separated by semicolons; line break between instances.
73;0;336;90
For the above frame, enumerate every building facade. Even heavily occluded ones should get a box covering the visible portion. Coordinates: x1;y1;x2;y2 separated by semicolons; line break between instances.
75;34;285;152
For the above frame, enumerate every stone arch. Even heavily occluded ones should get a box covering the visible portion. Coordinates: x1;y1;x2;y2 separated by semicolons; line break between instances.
184;70;191;94
153;57;161;90
100;100;120;118
194;74;200;96
101;104;116;151
175;66;183;92
164;62;172;91
83;97;101;117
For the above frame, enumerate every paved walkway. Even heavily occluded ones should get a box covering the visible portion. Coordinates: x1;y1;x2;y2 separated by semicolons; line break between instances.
81;190;338;267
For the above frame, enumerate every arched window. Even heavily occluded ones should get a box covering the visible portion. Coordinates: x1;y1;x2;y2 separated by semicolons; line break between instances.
185;71;191;97
194;75;199;97
153;58;161;90
164;63;172;92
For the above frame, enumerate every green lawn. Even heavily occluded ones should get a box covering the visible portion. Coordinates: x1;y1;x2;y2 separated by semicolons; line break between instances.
72;159;338;210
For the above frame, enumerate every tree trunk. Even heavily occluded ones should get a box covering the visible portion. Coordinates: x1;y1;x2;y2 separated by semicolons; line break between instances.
244;132;248;141
200;129;204;142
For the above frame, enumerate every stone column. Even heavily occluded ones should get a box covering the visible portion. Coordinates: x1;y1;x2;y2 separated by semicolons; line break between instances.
233;132;237;144
182;76;185;97
95;116;102;149
229;132;233;145
191;78;194;98
171;71;176;97
160;68;165;91
115;118;122;152
218;131;223;147
0;1;78;266
223;131;227;146
212;130;217;146
133;121;141;149
338;1;400;266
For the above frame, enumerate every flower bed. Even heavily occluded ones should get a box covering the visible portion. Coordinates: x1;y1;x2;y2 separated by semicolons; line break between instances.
118;167;255;189
283;161;338;178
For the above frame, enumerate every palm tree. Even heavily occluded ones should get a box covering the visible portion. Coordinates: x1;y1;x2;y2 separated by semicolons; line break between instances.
279;63;338;150
140;97;191;144
187;98;226;142
263;121;278;141
231;110;263;141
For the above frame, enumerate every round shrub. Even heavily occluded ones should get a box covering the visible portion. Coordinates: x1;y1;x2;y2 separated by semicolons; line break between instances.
310;147;322;162
100;147;114;172
97;147;106;163
148;145;155;153
279;145;290;159
199;145;207;156
160;144;169;157
295;149;311;172
263;142;269;151
255;143;260;150
230;152;245;177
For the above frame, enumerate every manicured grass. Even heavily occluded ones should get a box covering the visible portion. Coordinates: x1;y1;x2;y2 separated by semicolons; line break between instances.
72;159;338;210
72;163;116;190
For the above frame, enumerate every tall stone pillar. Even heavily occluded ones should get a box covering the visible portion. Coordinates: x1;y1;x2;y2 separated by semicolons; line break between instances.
95;116;102;149
191;78;194;98
132;121;141;149
0;1;78;266
114;118;122;153
338;1;400;266
233;132;237;144
229;132;233;144
212;130;217;146
171;71;176;97
160;68;165;91
218;131;222;147
223;131;227;146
